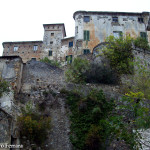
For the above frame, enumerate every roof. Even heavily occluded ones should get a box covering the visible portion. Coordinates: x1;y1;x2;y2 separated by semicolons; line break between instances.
61;36;74;41
2;41;43;46
73;11;150;19
0;56;22;59
43;23;66;37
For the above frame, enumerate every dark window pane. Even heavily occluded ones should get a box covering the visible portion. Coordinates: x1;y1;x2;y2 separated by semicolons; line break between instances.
49;51;52;56
140;32;147;39
112;17;118;23
84;16;90;22
84;49;90;54
138;18;144;23
69;41;73;47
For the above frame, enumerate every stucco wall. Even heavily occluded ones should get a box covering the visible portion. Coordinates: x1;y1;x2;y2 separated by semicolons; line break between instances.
74;12;149;54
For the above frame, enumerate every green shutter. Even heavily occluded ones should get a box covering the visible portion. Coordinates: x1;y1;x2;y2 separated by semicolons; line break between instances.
87;31;90;40
84;31;86;41
84;30;90;41
140;32;147;39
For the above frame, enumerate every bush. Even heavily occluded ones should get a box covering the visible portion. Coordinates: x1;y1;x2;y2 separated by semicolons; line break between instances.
40;57;60;67
102;35;134;75
85;63;119;84
17;102;51;147
134;37;150;50
0;78;10;98
65;57;90;83
64;88;150;149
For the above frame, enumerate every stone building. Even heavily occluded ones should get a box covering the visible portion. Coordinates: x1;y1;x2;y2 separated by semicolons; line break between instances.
2;11;150;63
74;11;150;55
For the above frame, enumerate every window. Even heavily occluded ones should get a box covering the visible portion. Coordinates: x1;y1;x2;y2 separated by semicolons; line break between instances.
51;33;54;36
113;31;122;38
84;30;90;41
138;18;144;23
66;55;72;64
31;58;36;61
50;41;53;44
33;45;38;51
84;16;90;22
8;47;10;52
49;50;52;56
140;32;147;39
69;41;73;47
112;17;118;23
14;46;18;51
83;49;90;54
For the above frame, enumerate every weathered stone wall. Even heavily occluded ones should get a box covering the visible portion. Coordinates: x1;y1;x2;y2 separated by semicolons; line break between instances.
0;56;23;93
42;24;66;61
3;41;43;63
18;59;73;150
0;108;12;150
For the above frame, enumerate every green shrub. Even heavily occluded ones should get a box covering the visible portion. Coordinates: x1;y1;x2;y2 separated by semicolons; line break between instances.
102;35;134;75
65;57;90;83
134;37;150;50
40;57;60;67
17;102;51;146
0;78;10;98
64;88;150;149
85;63;119;84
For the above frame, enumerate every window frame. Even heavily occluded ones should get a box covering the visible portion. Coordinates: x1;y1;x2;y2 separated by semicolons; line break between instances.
66;55;72;64
138;18;144;23
69;41;73;47
140;32;147;39
83;49;90;55
49;50;52;56
112;17;118;23
84;16;90;22
14;46;18;51
84;30;90;41
113;31;123;38
33;45;38;51
51;33;54;36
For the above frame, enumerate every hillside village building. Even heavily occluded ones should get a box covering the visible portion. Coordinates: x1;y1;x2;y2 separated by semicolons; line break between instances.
2;11;150;63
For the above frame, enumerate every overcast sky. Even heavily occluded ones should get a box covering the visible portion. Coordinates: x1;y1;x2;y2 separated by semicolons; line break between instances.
0;0;150;55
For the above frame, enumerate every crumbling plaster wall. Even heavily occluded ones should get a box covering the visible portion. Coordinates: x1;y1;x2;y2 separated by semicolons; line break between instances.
74;13;148;55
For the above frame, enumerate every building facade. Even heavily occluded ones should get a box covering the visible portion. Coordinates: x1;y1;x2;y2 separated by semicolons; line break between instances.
74;11;150;55
2;11;150;63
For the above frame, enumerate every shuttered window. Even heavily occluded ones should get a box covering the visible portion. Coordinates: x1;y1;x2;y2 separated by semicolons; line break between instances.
66;55;72;64
49;50;52;56
83;49;90;54
140;32;147;39
84;30;90;41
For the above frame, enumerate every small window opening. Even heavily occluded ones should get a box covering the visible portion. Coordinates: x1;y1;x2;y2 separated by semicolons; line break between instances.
83;49;90;54
33;45;38;51
69;41;73;47
112;17;118;23
51;33;54;36
66;55;72;64
49;50;52;56
84;16;90;22
14;46;18;51
138;18;144;23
